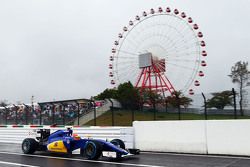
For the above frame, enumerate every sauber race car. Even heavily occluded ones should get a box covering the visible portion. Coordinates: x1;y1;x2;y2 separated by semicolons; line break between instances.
21;128;139;160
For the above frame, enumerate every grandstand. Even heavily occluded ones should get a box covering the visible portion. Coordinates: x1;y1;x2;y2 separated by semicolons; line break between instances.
0;98;98;125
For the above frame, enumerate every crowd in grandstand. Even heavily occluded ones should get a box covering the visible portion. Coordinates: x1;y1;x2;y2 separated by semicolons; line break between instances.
0;100;106;125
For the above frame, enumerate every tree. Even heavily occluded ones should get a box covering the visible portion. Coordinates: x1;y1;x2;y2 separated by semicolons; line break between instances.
117;82;140;110
0;100;9;107
94;88;118;100
207;90;233;110
94;82;140;109
0;100;9;117
140;89;162;112
165;91;193;108
229;61;250;115
141;89;161;104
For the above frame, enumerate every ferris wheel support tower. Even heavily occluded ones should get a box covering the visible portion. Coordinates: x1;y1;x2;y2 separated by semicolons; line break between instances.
135;52;176;96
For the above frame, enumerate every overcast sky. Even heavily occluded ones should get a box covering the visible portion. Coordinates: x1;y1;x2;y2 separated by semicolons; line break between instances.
0;0;249;104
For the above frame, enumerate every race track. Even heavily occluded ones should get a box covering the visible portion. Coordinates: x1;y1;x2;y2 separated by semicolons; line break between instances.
0;143;250;167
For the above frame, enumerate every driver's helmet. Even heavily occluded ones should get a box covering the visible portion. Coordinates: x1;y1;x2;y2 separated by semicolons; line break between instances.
72;133;81;140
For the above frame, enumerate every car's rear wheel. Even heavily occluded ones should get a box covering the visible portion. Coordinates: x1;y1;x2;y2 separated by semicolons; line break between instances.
22;138;38;154
110;139;125;159
84;141;103;160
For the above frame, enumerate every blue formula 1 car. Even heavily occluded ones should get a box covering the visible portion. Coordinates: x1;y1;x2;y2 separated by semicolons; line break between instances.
21;128;139;160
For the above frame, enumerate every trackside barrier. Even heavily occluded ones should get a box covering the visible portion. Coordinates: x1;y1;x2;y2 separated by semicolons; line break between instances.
2;120;250;156
206;120;250;156
0;126;134;148
133;120;250;156
133;121;207;154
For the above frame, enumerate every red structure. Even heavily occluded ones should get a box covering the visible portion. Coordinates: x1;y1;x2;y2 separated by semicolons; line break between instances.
135;53;176;96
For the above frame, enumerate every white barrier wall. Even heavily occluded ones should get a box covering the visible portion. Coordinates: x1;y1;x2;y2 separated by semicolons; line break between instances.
134;120;250;156
133;120;207;154
0;126;134;149
207;120;250;156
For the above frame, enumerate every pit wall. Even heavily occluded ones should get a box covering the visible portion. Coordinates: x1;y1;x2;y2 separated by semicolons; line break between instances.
133;120;250;156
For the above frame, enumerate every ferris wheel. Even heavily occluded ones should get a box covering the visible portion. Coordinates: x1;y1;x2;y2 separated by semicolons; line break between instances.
109;7;207;96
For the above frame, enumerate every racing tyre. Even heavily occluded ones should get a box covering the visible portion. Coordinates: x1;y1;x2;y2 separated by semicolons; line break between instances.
110;139;125;149
110;139;125;159
22;138;38;154
84;141;103;160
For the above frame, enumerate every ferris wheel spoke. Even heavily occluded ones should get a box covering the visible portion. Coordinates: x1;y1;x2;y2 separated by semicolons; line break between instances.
118;65;138;75
174;21;194;38
166;53;198;59
117;49;138;56
120;69;138;82
118;66;138;82
116;63;137;68
167;62;198;71
131;24;178;49
117;64;138;72
167;34;198;50
151;30;190;54
157;23;187;45
135;33;178;53
123;38;141;50
117;60;137;64
159;25;197;51
139;29;180;50
166;58;198;63
127;21;155;48
166;42;199;54
114;56;137;60
167;39;195;52
166;51;199;58
164;35;197;52
167;54;194;59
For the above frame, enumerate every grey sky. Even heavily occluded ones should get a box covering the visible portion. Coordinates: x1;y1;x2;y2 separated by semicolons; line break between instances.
0;0;249;104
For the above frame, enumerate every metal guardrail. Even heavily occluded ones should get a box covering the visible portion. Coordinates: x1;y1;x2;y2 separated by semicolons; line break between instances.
0;126;134;148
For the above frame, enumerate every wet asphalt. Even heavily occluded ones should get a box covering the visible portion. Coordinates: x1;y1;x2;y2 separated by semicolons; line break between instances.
0;143;250;167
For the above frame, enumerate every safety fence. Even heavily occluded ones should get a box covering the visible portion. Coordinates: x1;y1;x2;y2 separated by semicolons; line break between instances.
0;126;134;148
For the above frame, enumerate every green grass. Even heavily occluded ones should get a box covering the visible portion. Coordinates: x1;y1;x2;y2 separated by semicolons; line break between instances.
85;110;250;126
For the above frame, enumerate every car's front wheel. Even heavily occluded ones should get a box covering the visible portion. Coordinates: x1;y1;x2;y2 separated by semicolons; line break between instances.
110;139;125;149
22;138;38;154
110;139;125;159
84;141;103;160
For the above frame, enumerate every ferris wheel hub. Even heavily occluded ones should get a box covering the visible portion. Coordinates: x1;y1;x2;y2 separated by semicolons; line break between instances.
138;52;153;68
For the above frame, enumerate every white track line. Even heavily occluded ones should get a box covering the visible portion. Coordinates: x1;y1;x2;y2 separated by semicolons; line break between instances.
0;151;164;167
0;160;40;167
142;152;250;160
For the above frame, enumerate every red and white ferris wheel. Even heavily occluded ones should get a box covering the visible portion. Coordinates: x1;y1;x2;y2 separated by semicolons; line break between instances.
109;7;207;96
